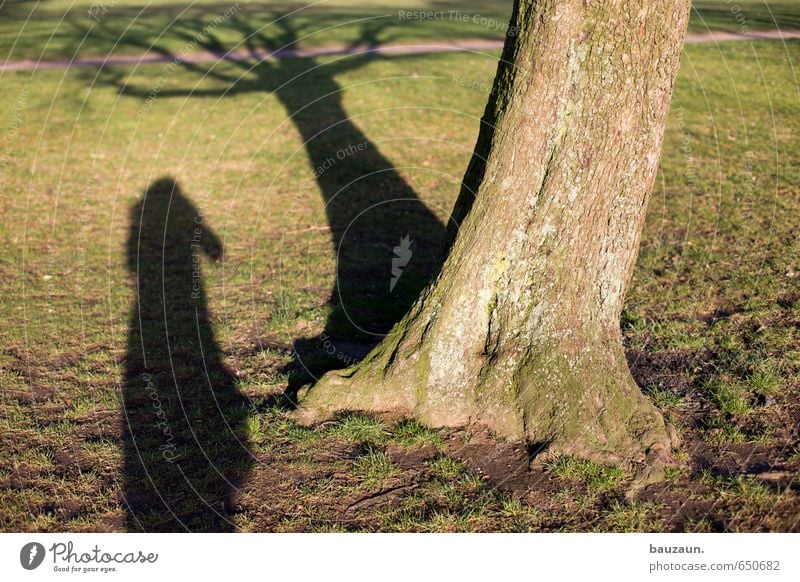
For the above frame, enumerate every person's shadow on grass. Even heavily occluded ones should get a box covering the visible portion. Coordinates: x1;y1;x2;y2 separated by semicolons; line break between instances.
122;177;251;531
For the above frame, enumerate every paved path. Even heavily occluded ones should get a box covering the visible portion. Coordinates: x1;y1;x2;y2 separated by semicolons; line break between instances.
3;29;800;73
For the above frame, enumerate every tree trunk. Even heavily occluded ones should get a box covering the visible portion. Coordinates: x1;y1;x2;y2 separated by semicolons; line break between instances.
295;0;691;469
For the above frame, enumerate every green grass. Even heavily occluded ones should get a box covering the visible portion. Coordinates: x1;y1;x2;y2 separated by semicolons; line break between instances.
389;419;443;449
548;457;626;494
746;361;783;395
647;387;684;409
330;413;389;444
708;380;754;415
352;446;398;490
428;456;464;481
701;417;748;444
1;3;800;532
600;501;663;532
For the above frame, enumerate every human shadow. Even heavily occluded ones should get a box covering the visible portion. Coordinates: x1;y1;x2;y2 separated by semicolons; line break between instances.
122;177;251;531
94;16;450;392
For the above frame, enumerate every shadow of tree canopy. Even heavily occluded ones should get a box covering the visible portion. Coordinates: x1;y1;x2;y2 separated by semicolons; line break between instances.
94;14;456;377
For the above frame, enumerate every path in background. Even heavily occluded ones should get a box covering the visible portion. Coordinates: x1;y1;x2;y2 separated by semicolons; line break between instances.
3;29;800;73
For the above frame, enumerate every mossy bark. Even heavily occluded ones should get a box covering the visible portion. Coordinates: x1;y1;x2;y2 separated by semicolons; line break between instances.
295;0;691;469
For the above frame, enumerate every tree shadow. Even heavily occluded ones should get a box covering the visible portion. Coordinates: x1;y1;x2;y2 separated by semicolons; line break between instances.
95;15;450;394
106;13;457;530
123;177;251;531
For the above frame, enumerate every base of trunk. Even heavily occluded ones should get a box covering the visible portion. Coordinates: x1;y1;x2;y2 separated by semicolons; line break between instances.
294;331;673;479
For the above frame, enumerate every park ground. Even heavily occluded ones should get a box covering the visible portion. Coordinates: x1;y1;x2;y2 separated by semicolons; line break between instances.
1;1;800;531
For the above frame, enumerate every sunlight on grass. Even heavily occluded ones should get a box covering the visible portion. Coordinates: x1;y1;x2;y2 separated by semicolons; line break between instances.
353;446;398;490
548;456;626;494
329;414;389;444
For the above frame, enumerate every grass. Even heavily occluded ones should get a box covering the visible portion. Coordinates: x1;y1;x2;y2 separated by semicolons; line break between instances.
708;380;754;415
1;1;800;532
352;446;398;490
746;361;783;395
389;419;443;449
600;501;663;533
428;456;464;481
646;387;684;409
548;457;626;495
330;413;389;444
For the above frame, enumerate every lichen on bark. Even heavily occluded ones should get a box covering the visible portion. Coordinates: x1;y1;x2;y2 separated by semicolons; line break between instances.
294;0;692;476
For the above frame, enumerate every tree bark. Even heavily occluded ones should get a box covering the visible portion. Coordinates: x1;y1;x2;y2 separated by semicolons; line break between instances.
295;0;691;469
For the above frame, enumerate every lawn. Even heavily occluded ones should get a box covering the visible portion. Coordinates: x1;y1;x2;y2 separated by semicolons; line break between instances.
1;2;799;532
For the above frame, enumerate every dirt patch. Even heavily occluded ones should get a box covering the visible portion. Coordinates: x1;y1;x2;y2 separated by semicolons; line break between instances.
753;471;800;492
442;430;549;495
41;499;87;521
776;291;799;310
637;482;716;531
627;347;710;395
345;483;420;513
71;409;122;441
3;384;56;404
385;443;438;471
51;446;96;476
0;462;47;490
692;441;781;476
